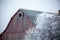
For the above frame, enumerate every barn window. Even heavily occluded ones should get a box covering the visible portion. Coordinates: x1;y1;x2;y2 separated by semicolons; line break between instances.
19;13;22;17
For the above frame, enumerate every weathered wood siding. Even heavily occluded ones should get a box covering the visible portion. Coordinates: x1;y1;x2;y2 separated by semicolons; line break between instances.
0;9;35;40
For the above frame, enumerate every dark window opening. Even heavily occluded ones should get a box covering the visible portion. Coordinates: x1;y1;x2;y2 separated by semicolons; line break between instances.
19;13;22;17
23;12;24;17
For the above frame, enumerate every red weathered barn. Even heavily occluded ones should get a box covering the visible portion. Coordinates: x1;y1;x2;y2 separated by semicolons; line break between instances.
0;9;35;40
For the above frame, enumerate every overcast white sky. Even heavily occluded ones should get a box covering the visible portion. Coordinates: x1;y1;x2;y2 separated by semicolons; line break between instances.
0;0;60;34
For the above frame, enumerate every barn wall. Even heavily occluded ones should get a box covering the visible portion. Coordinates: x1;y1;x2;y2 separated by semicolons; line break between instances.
0;10;35;40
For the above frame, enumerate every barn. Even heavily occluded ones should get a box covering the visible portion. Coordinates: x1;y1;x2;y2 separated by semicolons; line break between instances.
0;9;42;40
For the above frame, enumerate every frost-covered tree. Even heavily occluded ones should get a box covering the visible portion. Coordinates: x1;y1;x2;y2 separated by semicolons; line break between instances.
24;13;60;40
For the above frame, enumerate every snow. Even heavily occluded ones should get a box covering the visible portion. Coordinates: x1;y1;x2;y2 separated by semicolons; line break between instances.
24;13;60;40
